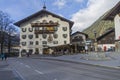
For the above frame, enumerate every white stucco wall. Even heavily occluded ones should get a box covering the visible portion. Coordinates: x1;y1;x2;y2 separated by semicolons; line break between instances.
114;14;120;40
19;14;71;55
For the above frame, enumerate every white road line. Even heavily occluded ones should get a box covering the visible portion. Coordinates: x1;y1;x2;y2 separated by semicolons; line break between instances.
25;65;31;68
14;69;26;80
35;70;44;74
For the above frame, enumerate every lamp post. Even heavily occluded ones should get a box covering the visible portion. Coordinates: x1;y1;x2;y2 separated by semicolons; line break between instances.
94;30;98;52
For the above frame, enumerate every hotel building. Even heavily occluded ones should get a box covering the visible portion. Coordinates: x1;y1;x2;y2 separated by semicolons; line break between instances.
14;6;74;57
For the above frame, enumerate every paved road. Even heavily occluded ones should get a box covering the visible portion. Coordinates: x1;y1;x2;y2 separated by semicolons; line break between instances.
8;58;120;80
0;60;22;80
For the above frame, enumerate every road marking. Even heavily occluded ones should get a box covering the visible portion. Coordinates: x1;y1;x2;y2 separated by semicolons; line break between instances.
14;69;26;80
25;65;31;68
35;70;44;74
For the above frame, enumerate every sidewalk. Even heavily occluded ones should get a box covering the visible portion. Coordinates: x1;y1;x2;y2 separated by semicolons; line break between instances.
31;52;120;69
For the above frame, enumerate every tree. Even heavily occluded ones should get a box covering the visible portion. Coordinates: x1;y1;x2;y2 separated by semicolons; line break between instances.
7;25;18;55
0;11;14;54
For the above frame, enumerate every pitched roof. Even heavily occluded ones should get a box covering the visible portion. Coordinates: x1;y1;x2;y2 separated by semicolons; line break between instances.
103;1;120;20
72;31;88;38
97;28;115;41
14;9;74;28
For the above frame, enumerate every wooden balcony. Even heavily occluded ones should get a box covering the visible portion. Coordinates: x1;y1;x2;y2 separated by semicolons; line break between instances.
31;22;59;27
34;30;56;34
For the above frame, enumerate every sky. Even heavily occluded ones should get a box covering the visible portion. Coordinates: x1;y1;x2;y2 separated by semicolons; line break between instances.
0;0;119;33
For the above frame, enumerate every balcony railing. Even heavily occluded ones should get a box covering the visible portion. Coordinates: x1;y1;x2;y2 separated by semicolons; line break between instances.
31;22;59;27
34;30;56;34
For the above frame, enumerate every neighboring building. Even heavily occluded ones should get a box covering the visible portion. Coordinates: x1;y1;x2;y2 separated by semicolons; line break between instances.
97;28;115;51
14;6;74;57
71;31;88;52
103;1;120;52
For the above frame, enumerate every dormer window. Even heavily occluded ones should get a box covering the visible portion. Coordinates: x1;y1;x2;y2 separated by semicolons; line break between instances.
36;21;40;23
49;20;54;24
43;20;47;23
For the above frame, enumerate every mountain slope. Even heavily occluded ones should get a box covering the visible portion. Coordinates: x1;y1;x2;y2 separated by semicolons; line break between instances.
82;11;114;39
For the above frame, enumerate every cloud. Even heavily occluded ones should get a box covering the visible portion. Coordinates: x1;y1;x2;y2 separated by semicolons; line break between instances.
75;0;84;3
71;0;119;32
53;0;84;9
53;0;66;9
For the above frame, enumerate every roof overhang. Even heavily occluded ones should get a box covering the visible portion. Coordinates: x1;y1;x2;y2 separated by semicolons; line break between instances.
14;9;74;28
71;31;88;38
103;1;120;20
97;28;115;41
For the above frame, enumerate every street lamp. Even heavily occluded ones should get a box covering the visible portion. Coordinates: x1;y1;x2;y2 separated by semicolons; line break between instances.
93;30;98;52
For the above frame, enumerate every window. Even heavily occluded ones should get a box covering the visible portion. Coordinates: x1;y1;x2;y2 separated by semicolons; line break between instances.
29;28;33;32
35;48;39;54
62;27;67;31
63;34;67;38
35;27;39;30
49;20;54;24
22;28;26;32
47;27;54;31
36;21;40;23
42;27;47;30
21;49;26;53
42;41;47;44
53;41;58;44
54;27;58;31
28;35;33;39
36;41;39;45
64;41;67;44
22;35;26;39
35;34;39;38
42;34;47;39
74;36;83;41
21;42;26;46
53;34;58;38
29;49;33;54
29;41;33;45
43;20;47;23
